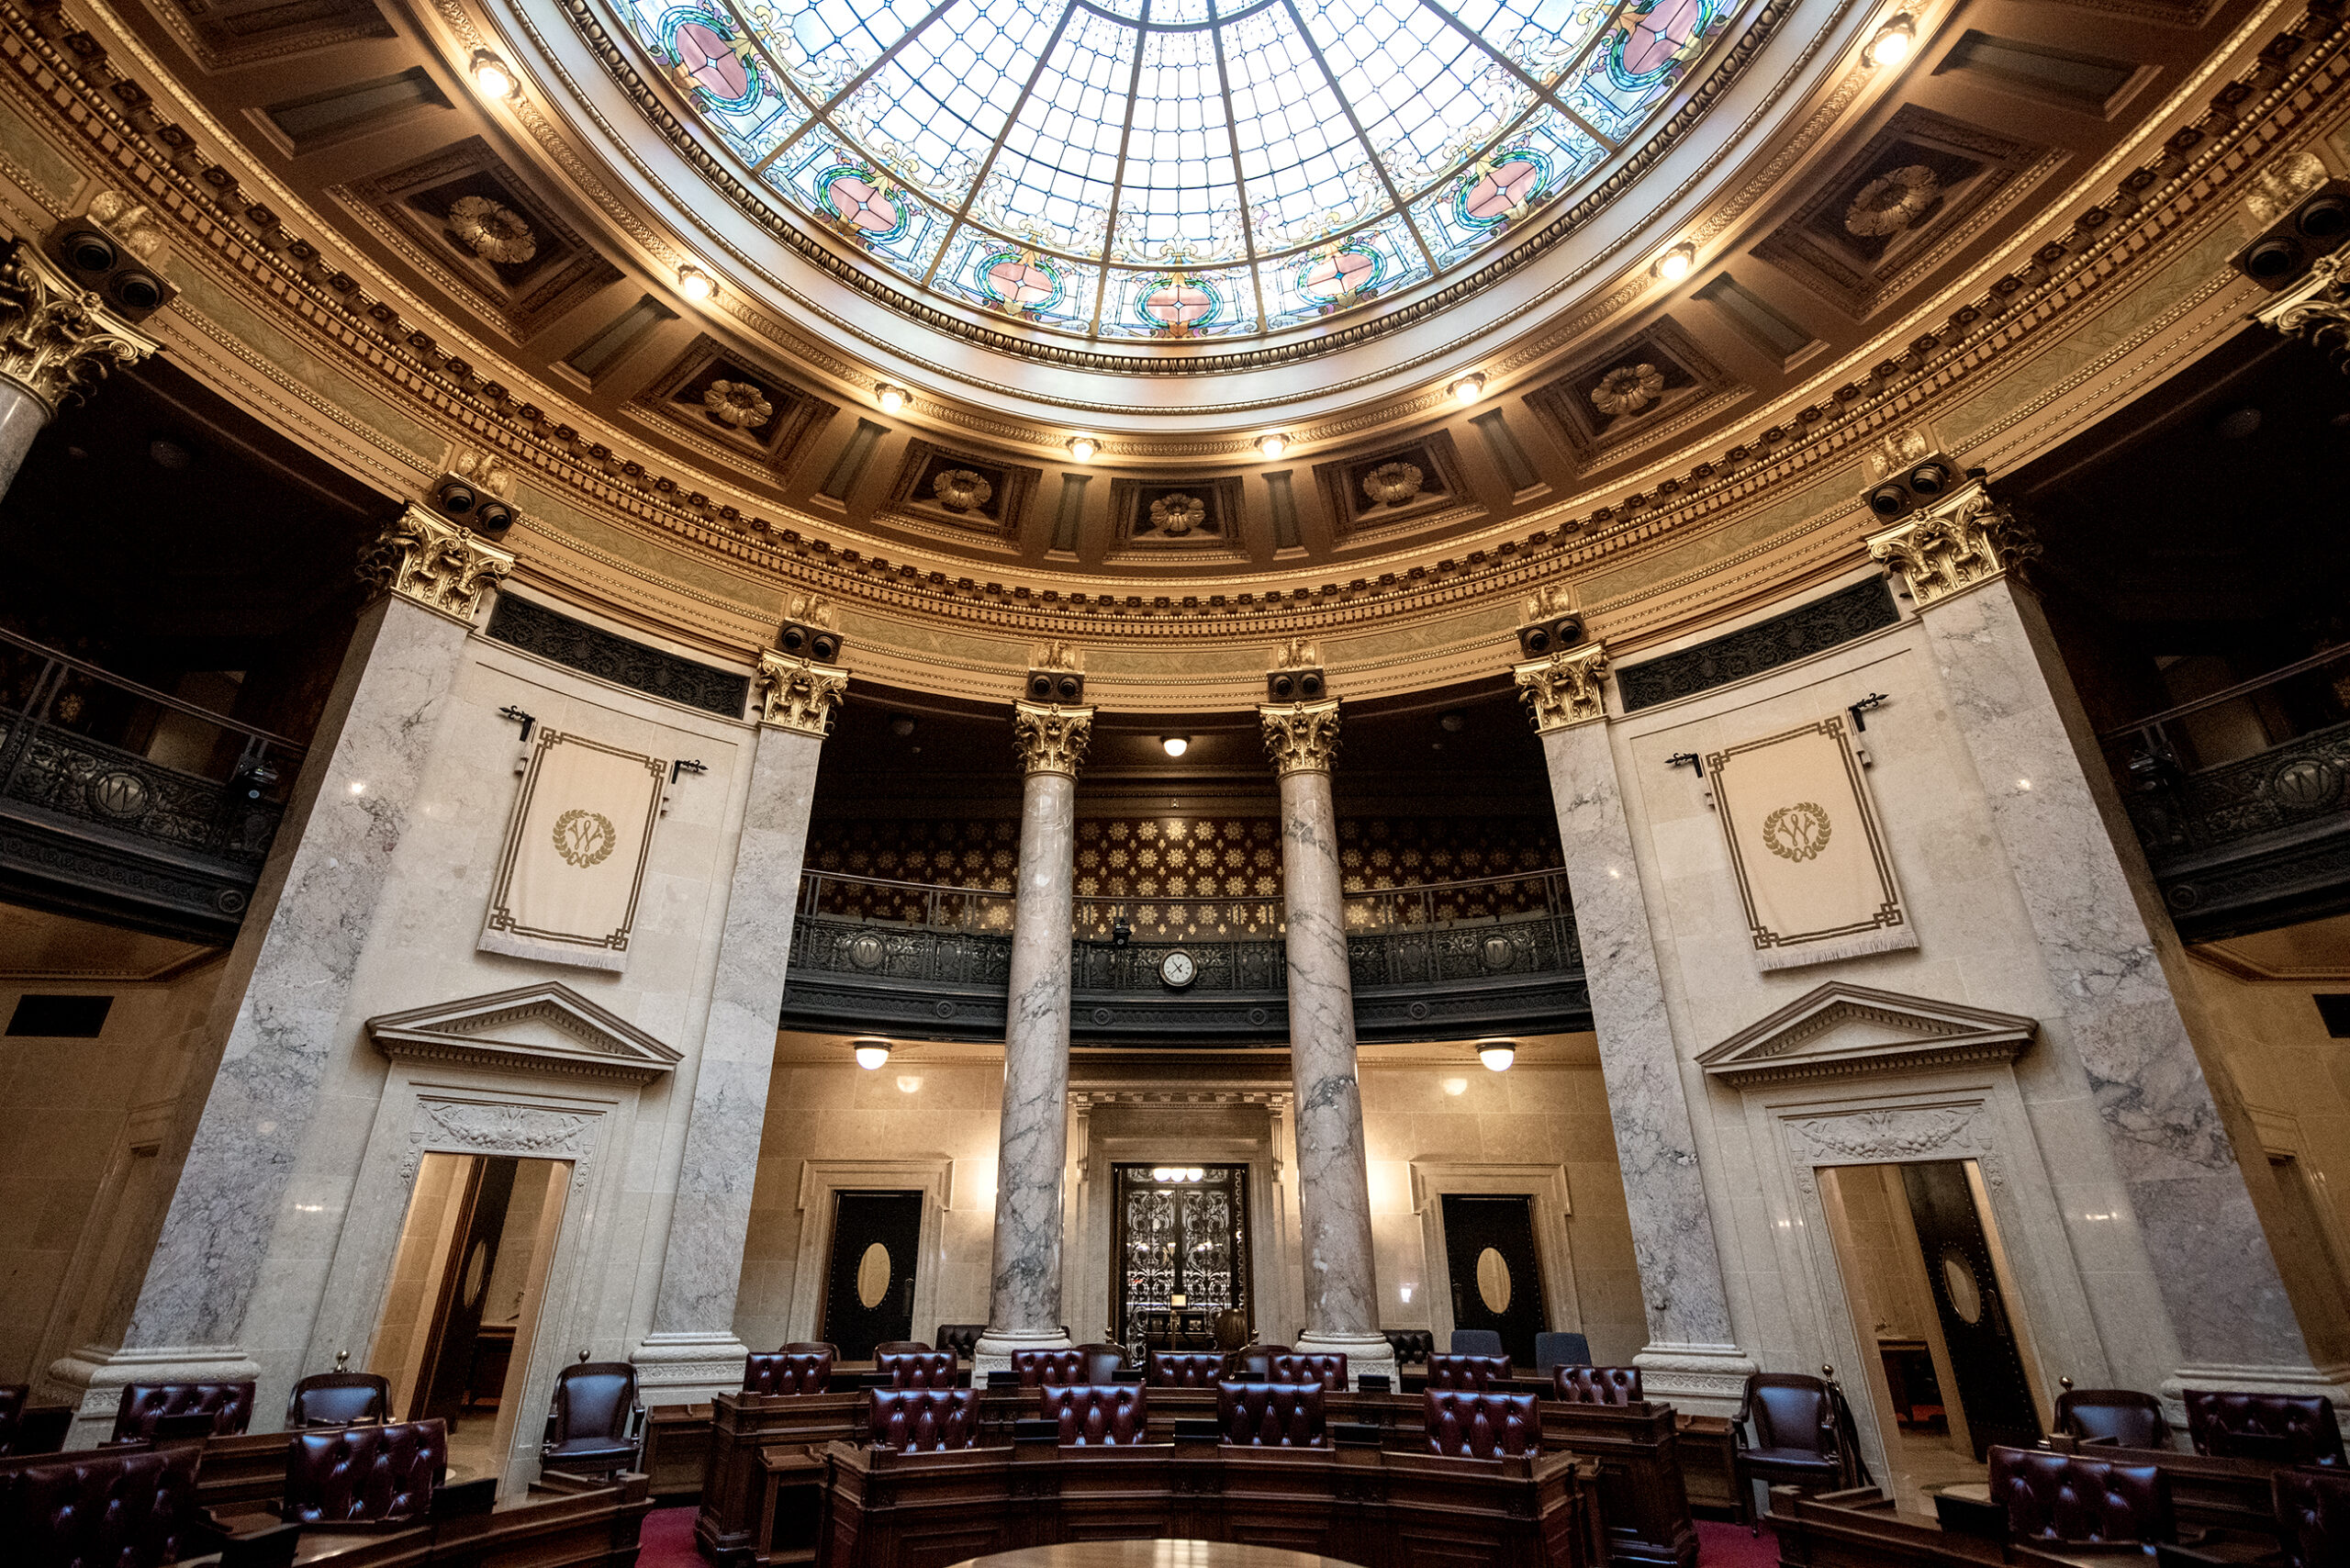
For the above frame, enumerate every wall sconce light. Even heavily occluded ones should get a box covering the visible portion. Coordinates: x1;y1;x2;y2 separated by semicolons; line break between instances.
875;382;908;413
1864;16;1916;66
1069;434;1098;463
471;52;518;97
1477;1040;1517;1072
677;265;716;302
1652;244;1695;283
1450;373;1486;405
1161;735;1190;757
1257;432;1289;459
852;1038;891;1070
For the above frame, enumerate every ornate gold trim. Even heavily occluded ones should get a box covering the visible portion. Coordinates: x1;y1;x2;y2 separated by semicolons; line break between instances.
1515;644;1610;733
1013;700;1093;778
755;651;848;735
1259;698;1343;776
356;505;516;625
0;240;156;416
1864;485;2041;610
2255;251;2350;360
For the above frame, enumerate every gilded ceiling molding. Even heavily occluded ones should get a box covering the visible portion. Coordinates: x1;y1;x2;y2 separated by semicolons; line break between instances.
0;240;155;414
1260;700;1343;777
2254;250;2350;360
1013;700;1093;778
357;505;516;625
754;651;848;736
1864;485;2041;610
1515;646;1611;733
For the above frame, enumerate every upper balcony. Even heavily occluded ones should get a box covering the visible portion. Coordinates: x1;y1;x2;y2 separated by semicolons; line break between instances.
779;868;1590;1047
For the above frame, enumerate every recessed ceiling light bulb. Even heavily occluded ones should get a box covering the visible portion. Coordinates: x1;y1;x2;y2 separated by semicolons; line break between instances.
1653;244;1695;283
852;1038;891;1070
677;265;715;301
1450;373;1486;405
1258;432;1288;459
1162;735;1190;757
1865;17;1915;66
471;53;517;97
876;383;907;414
1478;1041;1517;1072
1069;435;1098;463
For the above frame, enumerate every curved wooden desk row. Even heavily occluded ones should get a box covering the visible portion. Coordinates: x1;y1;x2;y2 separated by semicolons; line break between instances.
696;1386;1699;1568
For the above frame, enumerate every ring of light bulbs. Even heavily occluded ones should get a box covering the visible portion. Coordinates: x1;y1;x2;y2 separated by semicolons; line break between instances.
1150;1167;1209;1182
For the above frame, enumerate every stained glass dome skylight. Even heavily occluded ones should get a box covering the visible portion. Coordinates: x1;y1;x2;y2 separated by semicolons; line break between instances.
612;0;1743;340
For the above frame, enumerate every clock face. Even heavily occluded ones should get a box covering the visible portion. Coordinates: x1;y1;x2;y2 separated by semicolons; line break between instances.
1160;949;1196;989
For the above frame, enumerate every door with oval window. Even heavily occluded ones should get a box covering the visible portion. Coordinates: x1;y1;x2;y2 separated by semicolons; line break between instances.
1440;1193;1550;1367
1901;1160;2042;1458
821;1190;923;1359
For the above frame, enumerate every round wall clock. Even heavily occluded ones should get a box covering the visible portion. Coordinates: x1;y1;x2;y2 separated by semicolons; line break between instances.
1159;949;1197;989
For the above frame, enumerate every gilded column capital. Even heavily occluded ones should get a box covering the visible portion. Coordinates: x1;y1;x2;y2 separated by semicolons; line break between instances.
354;504;515;625
1013;699;1093;777
0;241;158;415
755;651;848;735
1865;484;2041;610
1515;644;1609;733
1259;697;1342;776
2254;250;2350;360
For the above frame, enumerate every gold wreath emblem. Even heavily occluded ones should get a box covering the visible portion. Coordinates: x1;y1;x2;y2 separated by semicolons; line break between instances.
1761;801;1832;863
553;808;618;868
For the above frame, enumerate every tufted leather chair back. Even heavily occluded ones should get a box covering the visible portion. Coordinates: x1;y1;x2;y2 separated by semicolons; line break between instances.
286;1372;390;1428
549;1362;638;1447
110;1380;256;1441
1425;1389;1541;1460
1745;1373;1836;1457
1383;1330;1434;1366
1215;1380;1326;1448
1268;1352;1347;1391
1043;1383;1148;1446
1553;1365;1642;1406
1426;1354;1510;1391
283;1418;446;1525
2277;1464;2350;1568
1989;1444;2171;1543
868;1387;977;1451
1009;1349;1085;1387
744;1351;834;1396
781;1341;837;1356
1224;1345;1292;1383
1147;1351;1227;1388
0;1443;203;1568
2053;1388;2167;1450
873;1340;932;1358
2186;1390;2347;1467
878;1350;959;1390
934;1325;984;1361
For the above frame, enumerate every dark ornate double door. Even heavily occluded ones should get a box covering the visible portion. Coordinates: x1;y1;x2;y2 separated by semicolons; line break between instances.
1112;1164;1248;1352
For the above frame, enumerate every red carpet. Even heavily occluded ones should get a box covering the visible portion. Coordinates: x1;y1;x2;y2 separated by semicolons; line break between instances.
639;1504;1776;1567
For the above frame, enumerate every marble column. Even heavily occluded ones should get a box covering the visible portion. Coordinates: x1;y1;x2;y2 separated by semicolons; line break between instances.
1872;490;2333;1400
0;240;156;494
47;508;511;1445
974;699;1092;1384
634;650;845;1404
1260;698;1394;1390
1516;645;1754;1415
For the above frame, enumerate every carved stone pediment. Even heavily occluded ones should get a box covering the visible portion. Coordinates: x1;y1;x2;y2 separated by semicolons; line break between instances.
1697;982;2034;1087
366;983;681;1082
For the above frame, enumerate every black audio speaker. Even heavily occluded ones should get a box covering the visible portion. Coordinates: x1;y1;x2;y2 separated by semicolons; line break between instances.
2233;179;2350;289
1863;458;1961;523
41;217;175;323
1266;666;1326;703
1025;668;1083;703
1516;613;1583;660
781;619;845;664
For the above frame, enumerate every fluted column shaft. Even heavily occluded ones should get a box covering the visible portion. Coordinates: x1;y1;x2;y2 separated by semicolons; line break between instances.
976;701;1091;1380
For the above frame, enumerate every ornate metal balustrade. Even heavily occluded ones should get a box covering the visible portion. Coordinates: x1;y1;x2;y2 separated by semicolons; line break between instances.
0;629;304;942
779;868;1589;1045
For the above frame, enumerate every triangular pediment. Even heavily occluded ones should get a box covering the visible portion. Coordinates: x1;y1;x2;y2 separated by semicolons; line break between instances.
366;983;681;1082
1697;982;2035;1088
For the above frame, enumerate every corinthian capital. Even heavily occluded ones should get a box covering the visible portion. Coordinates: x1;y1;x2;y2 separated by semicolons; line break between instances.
1865;484;2040;610
1515;644;1609;732
0;241;158;414
755;651;848;735
355;504;515;625
1259;697;1341;776
2255;250;2350;362
1013;700;1092;777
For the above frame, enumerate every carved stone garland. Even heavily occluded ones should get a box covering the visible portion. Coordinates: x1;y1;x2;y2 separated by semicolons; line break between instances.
1013;699;1093;777
755;650;849;735
0;241;158;414
356;505;516;625
1259;697;1342;775
1865;486;2042;610
400;1095;599;1194
1514;644;1610;732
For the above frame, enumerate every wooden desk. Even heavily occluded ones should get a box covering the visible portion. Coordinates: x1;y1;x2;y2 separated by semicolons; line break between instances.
191;1474;653;1568
950;1540;1381;1567
1769;1480;2288;1567
823;1436;1602;1568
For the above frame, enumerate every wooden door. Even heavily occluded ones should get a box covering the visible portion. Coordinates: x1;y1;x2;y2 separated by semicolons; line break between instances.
417;1156;518;1428
1901;1160;2041;1458
1441;1193;1549;1367
820;1191;923;1358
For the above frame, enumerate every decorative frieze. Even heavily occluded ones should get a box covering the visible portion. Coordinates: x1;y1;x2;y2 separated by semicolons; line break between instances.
1013;700;1093;777
1865;485;2041;610
755;650;848;735
0;241;156;414
1616;579;1897;711
1259;698;1342;775
1515;644;1610;732
355;505;515;625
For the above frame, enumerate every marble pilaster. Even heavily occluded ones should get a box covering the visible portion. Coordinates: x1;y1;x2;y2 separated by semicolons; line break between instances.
975;700;1091;1383
635;654;843;1404
47;521;505;1444
1262;700;1394;1390
1518;649;1752;1414
0;240;155;497
1880;498;2321;1390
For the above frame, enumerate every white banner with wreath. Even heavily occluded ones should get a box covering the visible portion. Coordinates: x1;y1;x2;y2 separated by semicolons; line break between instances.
479;729;666;971
1705;716;1916;971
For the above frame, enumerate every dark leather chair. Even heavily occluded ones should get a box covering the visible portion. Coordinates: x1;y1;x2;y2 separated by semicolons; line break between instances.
1427;1354;1510;1391
1009;1349;1081;1387
872;1340;932;1358
1147;1351;1228;1388
1;1401;69;1456
2276;1463;2350;1568
1425;1389;1540;1460
1043;1383;1148;1446
1554;1365;1642;1406
1268;1351;1347;1391
1384;1329;1434;1366
933;1325;984;1361
1449;1328;1506;1359
1732;1372;1859;1530
1989;1443;2172;1545
0;1442;204;1567
285;1372;390;1428
2053;1385;2168;1450
744;1350;834;1395
1216;1380;1326;1448
779;1341;836;1356
1534;1332;1591;1372
111;1380;256;1441
877;1350;959;1389
283;1418;446;1525
539;1361;643;1478
1224;1344;1291;1382
1212;1309;1249;1352
2185;1390;2347;1467
1075;1343;1129;1384
868;1387;977;1451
